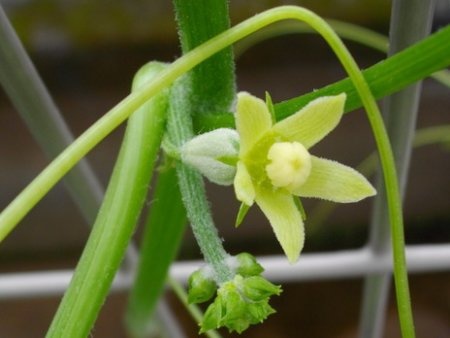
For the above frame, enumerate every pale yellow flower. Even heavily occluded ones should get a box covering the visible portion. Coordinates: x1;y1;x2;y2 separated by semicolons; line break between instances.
234;92;376;263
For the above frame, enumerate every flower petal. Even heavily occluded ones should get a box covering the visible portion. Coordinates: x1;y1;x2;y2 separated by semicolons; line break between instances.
236;92;273;154
255;187;304;263
272;94;346;149
234;162;255;206
293;156;376;202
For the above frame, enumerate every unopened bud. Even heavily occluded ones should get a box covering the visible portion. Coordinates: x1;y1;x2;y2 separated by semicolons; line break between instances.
181;128;239;185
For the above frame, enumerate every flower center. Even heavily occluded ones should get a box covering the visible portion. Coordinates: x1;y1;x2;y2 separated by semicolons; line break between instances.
265;141;312;192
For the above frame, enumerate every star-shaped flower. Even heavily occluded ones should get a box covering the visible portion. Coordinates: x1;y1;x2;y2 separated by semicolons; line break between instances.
234;92;376;263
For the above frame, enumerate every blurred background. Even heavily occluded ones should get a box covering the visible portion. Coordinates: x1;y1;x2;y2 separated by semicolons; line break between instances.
0;0;449;337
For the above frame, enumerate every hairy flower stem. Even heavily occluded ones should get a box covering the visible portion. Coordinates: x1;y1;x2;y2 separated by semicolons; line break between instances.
166;79;233;284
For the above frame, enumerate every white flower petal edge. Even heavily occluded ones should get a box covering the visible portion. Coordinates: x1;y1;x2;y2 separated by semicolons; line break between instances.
255;187;304;263
273;93;346;149
236;92;273;155
293;156;376;202
234;161;256;206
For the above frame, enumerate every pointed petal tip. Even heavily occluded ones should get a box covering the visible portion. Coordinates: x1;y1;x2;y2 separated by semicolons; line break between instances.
295;157;377;203
284;236;303;264
286;252;300;264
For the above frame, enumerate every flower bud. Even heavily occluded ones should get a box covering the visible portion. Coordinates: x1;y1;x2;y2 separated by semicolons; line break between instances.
234;252;264;277
181;128;239;185
187;268;216;304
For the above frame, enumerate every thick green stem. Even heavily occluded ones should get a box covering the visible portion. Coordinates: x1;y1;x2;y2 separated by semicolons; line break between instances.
125;166;186;337
173;0;235;114
46;62;169;338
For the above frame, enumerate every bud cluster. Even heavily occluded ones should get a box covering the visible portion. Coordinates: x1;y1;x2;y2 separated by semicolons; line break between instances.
187;253;281;334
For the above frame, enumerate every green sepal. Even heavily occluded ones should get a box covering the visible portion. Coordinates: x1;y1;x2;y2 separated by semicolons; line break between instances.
265;91;277;124
235;202;250;227
217;155;239;166
294;196;307;221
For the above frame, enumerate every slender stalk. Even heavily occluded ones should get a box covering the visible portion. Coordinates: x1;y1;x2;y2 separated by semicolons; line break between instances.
166;78;233;284
166;0;235;284
359;2;434;337
0;0;140;272
0;4;103;223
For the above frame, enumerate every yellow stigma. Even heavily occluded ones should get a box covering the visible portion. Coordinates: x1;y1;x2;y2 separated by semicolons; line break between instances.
265;142;312;192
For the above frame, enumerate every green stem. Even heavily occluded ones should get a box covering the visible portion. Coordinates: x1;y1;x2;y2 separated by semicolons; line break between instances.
173;0;235;114
166;78;233;284
167;0;235;284
46;62;169;338
0;4;104;224
125;166;186;337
